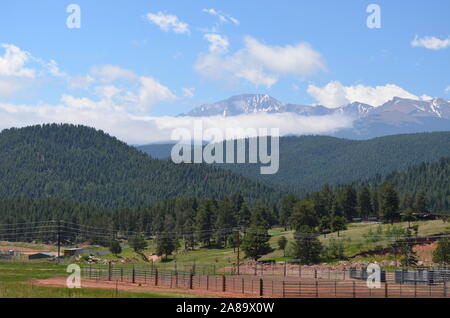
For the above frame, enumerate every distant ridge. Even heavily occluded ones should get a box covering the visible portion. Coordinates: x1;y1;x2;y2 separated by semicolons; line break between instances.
138;131;450;196
182;94;450;139
0;124;278;208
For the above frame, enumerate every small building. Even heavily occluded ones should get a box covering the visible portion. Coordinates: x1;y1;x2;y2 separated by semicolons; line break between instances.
28;252;55;260
64;248;85;257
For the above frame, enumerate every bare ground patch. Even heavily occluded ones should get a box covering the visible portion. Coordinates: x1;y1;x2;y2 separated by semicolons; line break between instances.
28;277;261;298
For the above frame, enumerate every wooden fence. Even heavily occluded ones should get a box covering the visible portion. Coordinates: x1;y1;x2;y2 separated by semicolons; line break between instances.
82;264;450;298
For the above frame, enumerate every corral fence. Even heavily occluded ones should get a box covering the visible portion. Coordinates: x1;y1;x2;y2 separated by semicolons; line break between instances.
350;267;450;285
81;264;450;298
0;249;24;260
166;262;450;284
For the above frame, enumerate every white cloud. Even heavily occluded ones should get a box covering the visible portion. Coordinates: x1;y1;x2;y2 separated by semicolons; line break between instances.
411;35;450;50
134;76;177;111
204;33;229;53
445;86;450;93
95;85;122;100
182;87;195;98
68;74;95;89
0;78;24;97
146;12;189;34
307;81;420;108
90;65;137;83
195;36;325;87
0;44;67;97
0;99;353;144
245;37;325;75
0;44;35;78
420;94;433;101
202;8;239;25
45;59;66;77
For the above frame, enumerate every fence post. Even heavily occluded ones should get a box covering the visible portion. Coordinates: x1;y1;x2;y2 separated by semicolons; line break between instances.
89;264;92;279
155;268;158;286
206;275;209;290
222;276;226;292
175;271;178;288
315;281;319;298
108;262;112;281
353;281;356;298
385;282;388;298
189;273;193;289
132;266;135;284
259;279;263;297
282;281;285;298
444;282;447;298
284;262;286;277
314;268;317;279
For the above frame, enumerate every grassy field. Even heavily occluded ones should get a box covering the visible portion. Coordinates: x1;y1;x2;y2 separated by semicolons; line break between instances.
262;220;450;261
0;262;205;298
2;219;448;270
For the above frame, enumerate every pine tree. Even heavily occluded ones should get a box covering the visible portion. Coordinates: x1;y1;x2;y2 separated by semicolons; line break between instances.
155;233;177;261
371;189;380;216
414;191;429;215
402;207;416;228
331;216;347;237
156;215;179;261
277;236;288;257
241;208;271;261
432;238;450;264
380;183;400;224
358;187;373;218
279;194;298;230
290;200;318;231
397;228;418;267
195;201;214;247
292;226;323;265
129;233;148;254
238;202;251;229
342;185;358;220
109;239;122;256
214;198;235;247
318;216;331;234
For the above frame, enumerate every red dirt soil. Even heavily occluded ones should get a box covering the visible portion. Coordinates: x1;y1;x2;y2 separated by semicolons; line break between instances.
28;277;264;298
413;242;437;262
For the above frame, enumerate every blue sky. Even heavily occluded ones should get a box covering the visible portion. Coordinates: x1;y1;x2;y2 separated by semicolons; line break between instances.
0;0;449;143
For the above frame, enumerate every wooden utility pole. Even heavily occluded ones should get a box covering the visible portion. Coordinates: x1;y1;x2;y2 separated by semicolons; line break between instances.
57;220;61;261
236;229;240;275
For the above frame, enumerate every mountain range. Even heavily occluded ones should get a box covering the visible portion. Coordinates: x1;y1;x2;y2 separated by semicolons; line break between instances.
1;124;449;217
0;124;277;209
183;94;450;139
138;132;450;196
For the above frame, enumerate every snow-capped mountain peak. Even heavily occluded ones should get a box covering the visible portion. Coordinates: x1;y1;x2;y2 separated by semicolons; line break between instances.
186;94;285;117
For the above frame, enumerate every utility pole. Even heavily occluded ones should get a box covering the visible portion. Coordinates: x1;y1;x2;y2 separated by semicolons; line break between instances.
57;220;61;262
236;228;240;275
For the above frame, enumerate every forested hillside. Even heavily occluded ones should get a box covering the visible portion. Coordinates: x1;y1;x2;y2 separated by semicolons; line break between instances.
0;124;277;208
361;157;450;214
139;132;450;196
